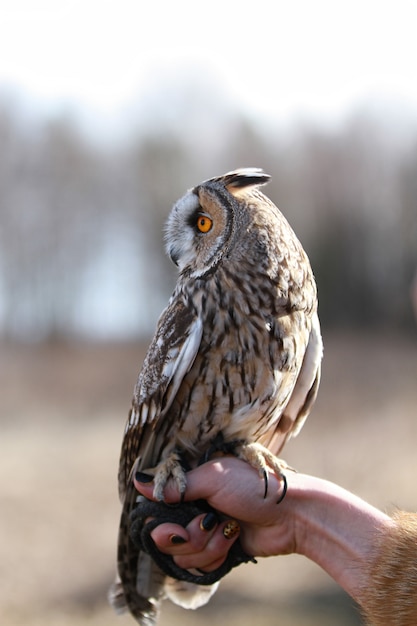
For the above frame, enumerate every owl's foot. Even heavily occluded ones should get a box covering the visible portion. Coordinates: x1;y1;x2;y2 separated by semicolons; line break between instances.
152;451;188;501
198;434;290;501
235;442;291;500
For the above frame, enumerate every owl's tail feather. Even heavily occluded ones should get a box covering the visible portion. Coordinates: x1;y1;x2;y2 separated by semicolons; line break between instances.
108;575;159;626
108;577;126;614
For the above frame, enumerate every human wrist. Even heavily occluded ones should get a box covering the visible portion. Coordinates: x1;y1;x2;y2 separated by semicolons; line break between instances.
285;473;393;604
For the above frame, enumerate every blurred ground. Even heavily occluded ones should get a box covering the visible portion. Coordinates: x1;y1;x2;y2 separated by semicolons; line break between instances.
1;330;417;626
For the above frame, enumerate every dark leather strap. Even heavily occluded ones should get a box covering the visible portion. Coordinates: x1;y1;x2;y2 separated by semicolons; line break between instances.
129;496;256;585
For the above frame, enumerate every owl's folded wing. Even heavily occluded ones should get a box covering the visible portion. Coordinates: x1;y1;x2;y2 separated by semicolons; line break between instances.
118;299;203;500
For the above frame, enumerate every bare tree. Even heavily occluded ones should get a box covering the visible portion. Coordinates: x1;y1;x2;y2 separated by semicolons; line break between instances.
0;91;416;340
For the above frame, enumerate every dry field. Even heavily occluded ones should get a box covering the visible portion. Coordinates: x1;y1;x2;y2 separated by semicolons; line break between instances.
1;330;417;626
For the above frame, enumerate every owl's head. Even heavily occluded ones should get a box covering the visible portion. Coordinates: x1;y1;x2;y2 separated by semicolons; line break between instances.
165;168;271;277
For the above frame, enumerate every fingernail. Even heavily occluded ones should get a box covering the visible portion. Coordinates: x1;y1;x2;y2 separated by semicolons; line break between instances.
223;520;240;540
199;512;218;532
135;472;154;483
169;534;186;545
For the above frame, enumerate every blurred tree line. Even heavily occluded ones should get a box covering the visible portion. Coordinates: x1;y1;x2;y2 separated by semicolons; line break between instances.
0;89;416;341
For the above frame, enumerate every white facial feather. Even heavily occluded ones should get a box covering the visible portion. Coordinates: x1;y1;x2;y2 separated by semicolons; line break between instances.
164;190;199;271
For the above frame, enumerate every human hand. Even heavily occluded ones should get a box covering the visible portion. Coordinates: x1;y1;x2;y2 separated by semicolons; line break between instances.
135;455;396;612
134;456;293;573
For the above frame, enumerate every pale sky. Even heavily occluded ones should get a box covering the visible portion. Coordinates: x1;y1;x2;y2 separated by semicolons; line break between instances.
0;0;416;337
0;0;416;138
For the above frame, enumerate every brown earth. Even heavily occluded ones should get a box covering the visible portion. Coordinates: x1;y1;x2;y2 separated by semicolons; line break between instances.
1;330;416;626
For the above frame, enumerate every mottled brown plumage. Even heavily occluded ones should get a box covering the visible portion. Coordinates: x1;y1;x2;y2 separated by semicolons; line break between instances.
109;169;322;625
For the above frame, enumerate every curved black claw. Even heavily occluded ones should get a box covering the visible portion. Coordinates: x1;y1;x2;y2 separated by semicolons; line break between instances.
263;469;269;498
129;497;256;585
276;473;288;504
263;470;288;502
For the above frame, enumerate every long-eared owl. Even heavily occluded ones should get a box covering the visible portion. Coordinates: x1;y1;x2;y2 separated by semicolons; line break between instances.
110;168;322;625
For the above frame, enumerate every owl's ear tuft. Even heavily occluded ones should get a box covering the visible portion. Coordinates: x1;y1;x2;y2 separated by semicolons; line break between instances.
222;168;271;191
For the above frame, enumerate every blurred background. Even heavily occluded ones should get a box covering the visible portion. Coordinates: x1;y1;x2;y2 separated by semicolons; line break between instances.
1;1;416;625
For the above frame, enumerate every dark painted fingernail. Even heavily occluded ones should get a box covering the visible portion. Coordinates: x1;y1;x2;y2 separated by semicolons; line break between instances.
169;534;186;545
199;512;218;532
135;471;154;483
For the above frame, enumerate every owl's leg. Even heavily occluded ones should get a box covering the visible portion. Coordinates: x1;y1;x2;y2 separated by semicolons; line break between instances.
235;442;291;499
198;431;244;465
152;450;188;501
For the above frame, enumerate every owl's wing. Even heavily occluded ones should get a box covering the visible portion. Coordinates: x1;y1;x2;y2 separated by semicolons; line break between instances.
118;299;203;500
287;311;322;436
264;311;322;456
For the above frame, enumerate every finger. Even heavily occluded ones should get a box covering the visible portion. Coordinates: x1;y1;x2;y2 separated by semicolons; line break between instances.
149;522;189;553
150;512;218;555
133;467;213;502
134;458;233;502
174;520;240;572
133;472;157;498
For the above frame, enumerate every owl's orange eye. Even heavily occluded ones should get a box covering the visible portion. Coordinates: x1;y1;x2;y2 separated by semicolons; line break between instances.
196;215;213;233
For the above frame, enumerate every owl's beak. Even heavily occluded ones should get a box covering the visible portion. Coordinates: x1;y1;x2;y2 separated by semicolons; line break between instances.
168;246;179;267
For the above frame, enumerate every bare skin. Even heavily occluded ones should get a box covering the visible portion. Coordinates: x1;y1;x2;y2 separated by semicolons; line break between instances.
134;456;394;608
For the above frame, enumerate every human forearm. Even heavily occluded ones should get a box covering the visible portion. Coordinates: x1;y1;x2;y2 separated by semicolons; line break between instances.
285;474;417;624
286;474;394;606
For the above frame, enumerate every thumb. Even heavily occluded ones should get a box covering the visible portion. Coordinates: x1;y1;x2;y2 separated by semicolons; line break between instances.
133;460;223;503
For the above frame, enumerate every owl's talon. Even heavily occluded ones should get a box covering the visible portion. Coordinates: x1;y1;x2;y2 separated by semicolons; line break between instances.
276;473;288;504
263;469;269;499
152;450;188;501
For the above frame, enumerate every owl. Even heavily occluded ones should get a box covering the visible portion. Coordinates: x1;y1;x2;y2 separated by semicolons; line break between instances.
109;168;322;625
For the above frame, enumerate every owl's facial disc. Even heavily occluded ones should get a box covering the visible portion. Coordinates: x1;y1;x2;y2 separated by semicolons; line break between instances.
165;191;204;270
165;187;231;275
